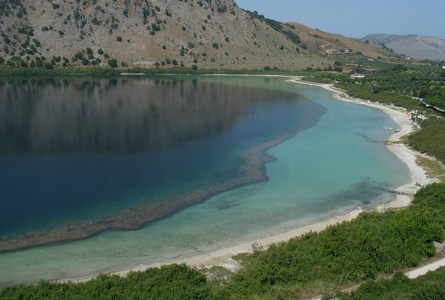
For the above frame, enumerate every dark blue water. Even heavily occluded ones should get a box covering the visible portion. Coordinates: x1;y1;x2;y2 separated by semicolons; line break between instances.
0;77;325;250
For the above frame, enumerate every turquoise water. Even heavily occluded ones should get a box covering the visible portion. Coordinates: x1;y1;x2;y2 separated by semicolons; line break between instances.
0;77;321;249
0;78;409;286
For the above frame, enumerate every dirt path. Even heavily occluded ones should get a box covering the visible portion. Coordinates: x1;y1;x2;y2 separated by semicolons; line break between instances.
405;257;445;279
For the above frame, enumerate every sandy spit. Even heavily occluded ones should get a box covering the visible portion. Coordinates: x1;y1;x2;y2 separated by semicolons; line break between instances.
60;76;440;284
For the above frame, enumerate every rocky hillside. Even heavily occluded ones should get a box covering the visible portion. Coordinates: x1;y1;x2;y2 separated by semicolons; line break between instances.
364;33;445;61
0;0;331;70
0;1;400;71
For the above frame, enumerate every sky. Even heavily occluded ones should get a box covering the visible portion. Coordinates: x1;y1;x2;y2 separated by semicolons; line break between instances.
235;0;445;40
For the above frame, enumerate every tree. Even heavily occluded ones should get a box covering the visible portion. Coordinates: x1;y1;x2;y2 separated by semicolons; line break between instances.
108;59;117;68
334;60;343;66
36;59;43;67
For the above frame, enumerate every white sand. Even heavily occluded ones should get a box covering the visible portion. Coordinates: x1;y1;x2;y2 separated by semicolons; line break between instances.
288;77;438;209
62;76;440;283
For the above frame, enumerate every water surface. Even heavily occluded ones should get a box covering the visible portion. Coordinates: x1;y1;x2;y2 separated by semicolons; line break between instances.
0;76;409;286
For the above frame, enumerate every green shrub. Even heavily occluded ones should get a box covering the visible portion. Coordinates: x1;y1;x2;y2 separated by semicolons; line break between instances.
107;59;117;68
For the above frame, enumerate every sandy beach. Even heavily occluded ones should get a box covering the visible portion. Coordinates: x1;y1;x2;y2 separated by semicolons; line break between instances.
61;76;440;283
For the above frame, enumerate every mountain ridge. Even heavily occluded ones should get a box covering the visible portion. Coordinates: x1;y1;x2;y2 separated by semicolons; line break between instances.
0;0;394;70
364;33;445;61
1;0;329;70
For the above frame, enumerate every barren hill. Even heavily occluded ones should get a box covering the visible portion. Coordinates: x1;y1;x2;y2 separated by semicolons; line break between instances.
0;1;396;70
364;34;445;61
0;0;330;70
286;22;394;59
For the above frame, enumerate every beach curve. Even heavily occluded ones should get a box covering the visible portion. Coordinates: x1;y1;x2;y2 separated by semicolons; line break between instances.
57;76;440;284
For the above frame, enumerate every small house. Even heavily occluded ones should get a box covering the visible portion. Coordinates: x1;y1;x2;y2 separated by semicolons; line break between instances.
350;73;365;79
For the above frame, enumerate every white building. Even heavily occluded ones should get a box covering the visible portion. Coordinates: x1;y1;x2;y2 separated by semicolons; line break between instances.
350;73;365;79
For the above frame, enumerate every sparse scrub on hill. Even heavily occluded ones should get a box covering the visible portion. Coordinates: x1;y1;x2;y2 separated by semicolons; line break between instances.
0;0;333;70
244;9;302;47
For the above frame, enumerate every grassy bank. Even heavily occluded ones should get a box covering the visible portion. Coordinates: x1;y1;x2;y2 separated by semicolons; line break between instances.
0;66;303;77
304;69;445;166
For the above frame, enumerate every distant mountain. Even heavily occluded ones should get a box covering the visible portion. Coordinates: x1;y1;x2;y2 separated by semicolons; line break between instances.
364;34;445;61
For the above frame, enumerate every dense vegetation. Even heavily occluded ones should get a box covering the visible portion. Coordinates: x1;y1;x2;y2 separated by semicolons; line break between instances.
338;268;445;300
408;118;445;163
1;182;444;299
306;63;445;165
0;264;211;300
0;65;302;77
312;64;445;109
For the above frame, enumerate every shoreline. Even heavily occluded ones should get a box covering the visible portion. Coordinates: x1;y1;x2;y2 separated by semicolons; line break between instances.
59;76;439;284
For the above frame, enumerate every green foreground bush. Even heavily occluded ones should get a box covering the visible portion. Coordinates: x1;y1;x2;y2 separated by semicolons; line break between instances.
339;267;445;300
408;118;445;164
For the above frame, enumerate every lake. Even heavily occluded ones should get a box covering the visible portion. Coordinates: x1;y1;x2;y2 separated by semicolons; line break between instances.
0;76;409;286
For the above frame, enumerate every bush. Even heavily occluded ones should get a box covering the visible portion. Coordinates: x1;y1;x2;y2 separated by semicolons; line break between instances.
108;59;117;68
81;57;89;66
408;118;445;164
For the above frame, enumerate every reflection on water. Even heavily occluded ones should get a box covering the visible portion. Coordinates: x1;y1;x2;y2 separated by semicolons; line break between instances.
0;78;296;154
0;77;324;251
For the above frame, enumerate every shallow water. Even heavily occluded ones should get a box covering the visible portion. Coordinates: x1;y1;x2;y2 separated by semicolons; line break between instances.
0;77;321;250
0;77;409;286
